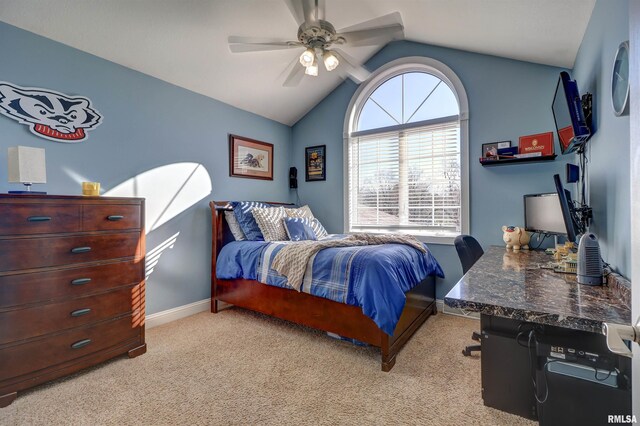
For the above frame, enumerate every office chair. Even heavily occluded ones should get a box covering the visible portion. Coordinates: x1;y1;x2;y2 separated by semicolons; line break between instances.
454;235;484;357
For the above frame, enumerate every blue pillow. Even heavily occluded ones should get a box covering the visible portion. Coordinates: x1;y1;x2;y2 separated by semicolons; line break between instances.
230;201;270;241
283;217;318;241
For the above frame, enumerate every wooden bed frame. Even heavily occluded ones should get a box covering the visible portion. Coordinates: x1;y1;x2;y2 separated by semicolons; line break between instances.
209;201;438;371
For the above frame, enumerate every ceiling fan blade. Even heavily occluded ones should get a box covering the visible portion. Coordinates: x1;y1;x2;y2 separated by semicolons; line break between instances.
282;55;306;87
316;0;326;20
333;48;371;83
337;11;403;34
337;12;404;46
338;24;404;47
284;0;320;26
228;36;302;53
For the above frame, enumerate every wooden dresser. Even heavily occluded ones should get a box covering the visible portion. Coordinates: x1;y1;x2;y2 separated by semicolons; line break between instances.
0;195;146;407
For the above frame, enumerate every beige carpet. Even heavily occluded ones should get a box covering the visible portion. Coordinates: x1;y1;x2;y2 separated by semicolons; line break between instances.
2;308;535;426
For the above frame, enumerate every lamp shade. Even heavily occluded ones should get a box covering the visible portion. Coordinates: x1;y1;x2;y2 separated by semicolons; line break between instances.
8;146;47;184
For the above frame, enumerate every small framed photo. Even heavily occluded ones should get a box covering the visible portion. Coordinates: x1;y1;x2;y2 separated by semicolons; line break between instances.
305;145;326;182
229;134;274;180
481;140;511;158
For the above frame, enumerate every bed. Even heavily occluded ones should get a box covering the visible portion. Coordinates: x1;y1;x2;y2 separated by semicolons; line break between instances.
209;201;444;371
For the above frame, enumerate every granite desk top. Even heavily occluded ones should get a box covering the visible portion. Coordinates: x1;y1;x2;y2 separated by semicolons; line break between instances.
444;246;631;334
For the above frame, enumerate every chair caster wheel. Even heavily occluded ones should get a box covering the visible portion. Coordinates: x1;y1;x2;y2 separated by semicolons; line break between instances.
462;349;470;356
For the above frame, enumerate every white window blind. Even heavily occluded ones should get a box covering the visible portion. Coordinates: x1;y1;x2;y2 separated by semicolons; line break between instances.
348;119;461;235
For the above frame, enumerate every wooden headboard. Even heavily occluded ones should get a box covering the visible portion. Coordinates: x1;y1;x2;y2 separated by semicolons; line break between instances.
209;201;296;287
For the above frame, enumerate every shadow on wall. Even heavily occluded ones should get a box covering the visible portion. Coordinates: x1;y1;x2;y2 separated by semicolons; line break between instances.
102;162;211;232
99;162;213;280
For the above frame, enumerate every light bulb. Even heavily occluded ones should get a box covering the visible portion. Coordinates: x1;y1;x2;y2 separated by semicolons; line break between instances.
323;51;339;71
299;48;315;67
305;62;319;76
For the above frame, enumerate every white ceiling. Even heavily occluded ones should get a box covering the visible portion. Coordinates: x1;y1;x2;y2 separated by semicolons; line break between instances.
0;0;595;126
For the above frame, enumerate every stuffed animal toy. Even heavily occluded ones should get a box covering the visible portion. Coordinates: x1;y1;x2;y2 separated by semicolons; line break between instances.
502;225;531;251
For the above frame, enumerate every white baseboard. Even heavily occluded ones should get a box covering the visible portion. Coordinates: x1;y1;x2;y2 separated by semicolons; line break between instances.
437;298;480;320
146;298;211;329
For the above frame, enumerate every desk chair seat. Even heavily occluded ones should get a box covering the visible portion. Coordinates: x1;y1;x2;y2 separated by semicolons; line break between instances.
454;235;484;357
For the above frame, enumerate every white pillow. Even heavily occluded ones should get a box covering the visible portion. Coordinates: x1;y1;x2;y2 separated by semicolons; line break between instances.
252;206;289;241
224;211;246;241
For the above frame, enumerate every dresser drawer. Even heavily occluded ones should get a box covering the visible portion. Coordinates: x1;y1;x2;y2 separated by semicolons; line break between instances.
0;286;141;344
0;315;140;381
83;204;142;231
0;260;143;308
0;232;141;272
0;204;81;236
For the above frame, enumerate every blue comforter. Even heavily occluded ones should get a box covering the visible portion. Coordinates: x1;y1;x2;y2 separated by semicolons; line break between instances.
216;235;444;335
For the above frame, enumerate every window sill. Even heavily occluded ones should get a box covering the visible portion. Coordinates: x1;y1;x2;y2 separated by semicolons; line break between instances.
348;228;457;246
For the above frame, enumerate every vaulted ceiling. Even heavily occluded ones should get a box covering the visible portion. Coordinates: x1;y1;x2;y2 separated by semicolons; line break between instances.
0;0;595;125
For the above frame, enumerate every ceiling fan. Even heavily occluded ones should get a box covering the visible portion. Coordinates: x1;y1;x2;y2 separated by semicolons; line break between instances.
228;0;404;87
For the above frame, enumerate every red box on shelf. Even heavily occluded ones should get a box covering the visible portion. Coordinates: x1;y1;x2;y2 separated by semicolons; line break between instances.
518;132;554;156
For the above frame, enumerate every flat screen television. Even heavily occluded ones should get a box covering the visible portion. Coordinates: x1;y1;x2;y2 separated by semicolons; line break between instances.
524;193;567;236
552;71;591;154
553;174;579;243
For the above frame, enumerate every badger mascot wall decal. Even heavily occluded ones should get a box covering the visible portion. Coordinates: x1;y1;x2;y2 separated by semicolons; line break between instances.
0;82;102;143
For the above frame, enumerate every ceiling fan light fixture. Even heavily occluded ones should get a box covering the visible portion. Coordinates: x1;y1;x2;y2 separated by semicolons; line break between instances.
305;58;319;76
299;48;315;67
323;50;339;71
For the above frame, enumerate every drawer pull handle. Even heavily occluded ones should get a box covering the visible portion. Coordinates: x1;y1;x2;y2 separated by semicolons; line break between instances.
107;215;124;221
71;278;92;286
71;247;92;254
27;216;51;222
71;308;91;317
71;339;92;350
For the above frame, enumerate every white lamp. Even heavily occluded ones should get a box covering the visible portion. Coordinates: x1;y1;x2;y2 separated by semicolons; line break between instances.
8;146;47;194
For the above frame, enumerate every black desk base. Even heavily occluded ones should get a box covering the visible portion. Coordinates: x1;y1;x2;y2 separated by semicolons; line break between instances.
480;314;632;424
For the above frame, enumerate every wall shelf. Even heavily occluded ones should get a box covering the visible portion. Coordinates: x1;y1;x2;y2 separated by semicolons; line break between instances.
479;155;557;167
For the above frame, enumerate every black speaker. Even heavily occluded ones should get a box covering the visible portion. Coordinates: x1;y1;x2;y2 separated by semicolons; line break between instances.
289;167;298;189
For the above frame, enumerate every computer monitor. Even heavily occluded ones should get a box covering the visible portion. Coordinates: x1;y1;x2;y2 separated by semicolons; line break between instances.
524;193;567;236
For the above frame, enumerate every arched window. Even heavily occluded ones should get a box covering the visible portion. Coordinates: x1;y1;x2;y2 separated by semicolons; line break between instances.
344;57;469;241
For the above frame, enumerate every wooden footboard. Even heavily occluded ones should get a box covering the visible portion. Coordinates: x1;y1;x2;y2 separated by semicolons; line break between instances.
210;201;437;371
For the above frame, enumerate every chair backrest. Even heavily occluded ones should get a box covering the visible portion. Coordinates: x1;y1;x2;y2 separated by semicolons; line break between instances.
454;235;485;274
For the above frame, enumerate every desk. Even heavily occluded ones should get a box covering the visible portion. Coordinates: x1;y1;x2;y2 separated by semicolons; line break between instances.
445;246;631;333
444;246;632;424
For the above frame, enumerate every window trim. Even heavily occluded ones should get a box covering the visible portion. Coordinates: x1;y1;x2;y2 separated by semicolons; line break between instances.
343;56;470;245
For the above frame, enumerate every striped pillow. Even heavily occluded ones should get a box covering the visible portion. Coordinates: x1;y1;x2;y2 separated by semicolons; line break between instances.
285;205;314;220
230;201;270;241
285;205;328;238
309;218;328;239
252;206;289;241
224;211;246;241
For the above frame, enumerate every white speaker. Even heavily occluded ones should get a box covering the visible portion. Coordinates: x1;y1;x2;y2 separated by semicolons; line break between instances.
577;233;603;285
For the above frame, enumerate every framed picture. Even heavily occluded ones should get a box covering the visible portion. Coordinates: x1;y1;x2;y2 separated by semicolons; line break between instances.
481;140;511;158
305;145;326;182
229;134;274;180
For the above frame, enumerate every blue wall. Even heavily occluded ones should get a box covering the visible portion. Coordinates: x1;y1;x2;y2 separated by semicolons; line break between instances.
292;41;569;299
0;22;292;314
571;0;630;278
